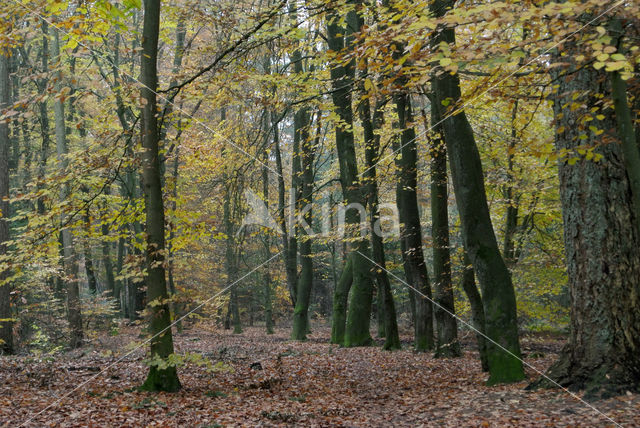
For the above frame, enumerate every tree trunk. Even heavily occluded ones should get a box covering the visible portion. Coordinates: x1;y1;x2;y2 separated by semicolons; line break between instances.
224;190;241;334
331;255;353;343
529;52;640;399
610;66;640;234
100;187;116;304
430;0;524;383
292;110;317;341
356;4;400;351
428;103;460;358
262;150;274;334
460;251;489;372
36;21;51;216
82;208;98;294
139;0;180;393
502;101;520;266
392;94;434;351
272;111;297;306
327;5;374;347
0;42;13;354
52;28;83;349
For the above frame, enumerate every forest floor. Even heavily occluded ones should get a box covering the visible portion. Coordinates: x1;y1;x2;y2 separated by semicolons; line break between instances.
1;323;639;427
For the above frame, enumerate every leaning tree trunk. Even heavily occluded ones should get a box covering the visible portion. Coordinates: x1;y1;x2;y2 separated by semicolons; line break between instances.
529;52;640;399
139;0;181;392
430;0;524;383
0;42;13;354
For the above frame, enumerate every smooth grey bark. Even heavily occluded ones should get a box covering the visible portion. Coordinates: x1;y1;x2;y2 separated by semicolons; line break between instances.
430;0;523;383
428;103;460;358
51;28;83;349
0;44;13;354
139;0;180;392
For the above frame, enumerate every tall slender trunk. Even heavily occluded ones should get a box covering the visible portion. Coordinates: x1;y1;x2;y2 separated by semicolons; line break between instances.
36;21;50;216
426;103;460;357
115;236;125;314
327;4;374;347
502;101;519;266
393;93;434;351
164;19;187;332
289;2;313;337
355;2;400;351
262;150;274;334
272;111;297;306
139;0;180;392
82;208;98;294
224;182;242;335
430;0;523;383
52;28;83;349
100;186;116;302
292;109;317;340
0;40;13;354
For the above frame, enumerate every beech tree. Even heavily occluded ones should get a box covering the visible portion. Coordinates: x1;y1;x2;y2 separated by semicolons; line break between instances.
139;0;180;392
430;0;524;383
0;34;12;354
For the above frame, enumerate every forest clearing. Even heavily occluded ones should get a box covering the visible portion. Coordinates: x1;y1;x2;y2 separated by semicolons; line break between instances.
1;0;640;426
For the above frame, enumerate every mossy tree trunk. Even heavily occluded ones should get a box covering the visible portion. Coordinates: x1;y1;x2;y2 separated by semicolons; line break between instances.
292;110;318;341
327;4;374;347
139;0;180;393
430;0;524;383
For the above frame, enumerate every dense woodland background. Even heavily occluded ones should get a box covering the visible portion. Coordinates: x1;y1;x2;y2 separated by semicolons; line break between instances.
0;0;639;425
